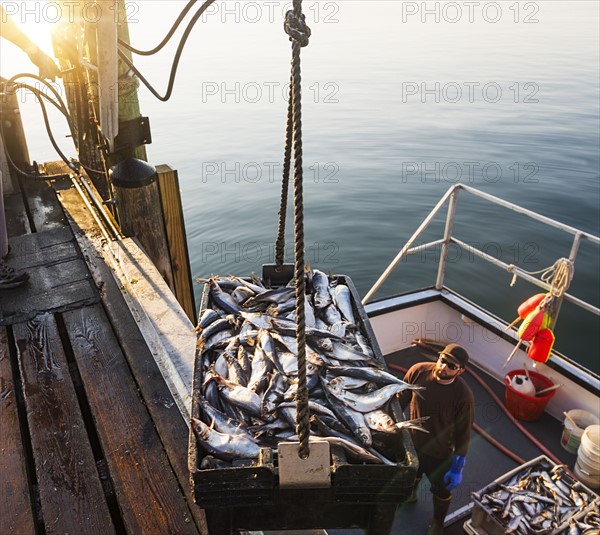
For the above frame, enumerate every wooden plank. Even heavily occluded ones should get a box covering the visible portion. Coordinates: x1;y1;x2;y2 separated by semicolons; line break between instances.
0;327;35;535
57;183;208;533
19;172;68;233
4;191;31;239
6;226;79;268
0;228;98;326
63;304;199;534
13;313;114;535
156;164;196;324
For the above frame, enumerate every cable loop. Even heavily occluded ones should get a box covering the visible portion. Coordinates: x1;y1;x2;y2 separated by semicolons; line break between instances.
284;10;311;47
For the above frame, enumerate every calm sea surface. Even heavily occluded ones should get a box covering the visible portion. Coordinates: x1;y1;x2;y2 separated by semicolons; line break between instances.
4;1;599;371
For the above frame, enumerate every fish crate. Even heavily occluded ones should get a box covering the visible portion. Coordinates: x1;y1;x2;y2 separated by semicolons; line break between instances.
188;266;418;534
470;455;600;535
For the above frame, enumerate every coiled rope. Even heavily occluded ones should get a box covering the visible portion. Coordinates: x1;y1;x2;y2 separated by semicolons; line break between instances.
508;257;574;326
541;258;574;299
508;257;574;297
276;0;312;458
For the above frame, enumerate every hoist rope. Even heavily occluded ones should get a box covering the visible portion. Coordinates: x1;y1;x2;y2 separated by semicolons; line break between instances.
278;0;312;458
275;82;293;268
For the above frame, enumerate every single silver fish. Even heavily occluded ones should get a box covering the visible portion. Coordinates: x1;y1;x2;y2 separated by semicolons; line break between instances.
261;371;287;417
196;398;251;437
355;331;375;357
322;303;342;326
326;381;418;413
195;308;219;332
203;329;235;351
199;316;236;344
321;384;372;446
231;285;255;304
312;269;332;309
326;365;422;390
328;375;370;390
333;284;356;325
208;279;242;314
191;417;260;461
230;276;265;294
212;374;262;417
328;340;382;366
237;344;251;377
247;344;272;394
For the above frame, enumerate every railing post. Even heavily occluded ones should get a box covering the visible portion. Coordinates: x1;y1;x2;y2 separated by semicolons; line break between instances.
435;187;460;290
548;233;581;330
361;186;457;304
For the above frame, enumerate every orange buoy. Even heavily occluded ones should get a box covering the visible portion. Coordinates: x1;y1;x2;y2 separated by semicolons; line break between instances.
517;293;547;319
506;293;549;331
517;306;547;342
528;328;555;363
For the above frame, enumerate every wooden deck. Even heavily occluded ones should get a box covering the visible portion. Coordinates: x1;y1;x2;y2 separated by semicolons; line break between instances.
1;166;208;534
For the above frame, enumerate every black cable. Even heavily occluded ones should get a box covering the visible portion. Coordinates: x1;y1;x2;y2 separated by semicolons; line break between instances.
7;73;70;117
80;162;107;175
117;0;216;102
1;78;85;179
26;86;72;169
118;0;199;56
7;82;70;121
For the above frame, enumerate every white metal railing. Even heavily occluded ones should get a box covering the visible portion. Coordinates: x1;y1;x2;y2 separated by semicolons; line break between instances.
362;185;600;323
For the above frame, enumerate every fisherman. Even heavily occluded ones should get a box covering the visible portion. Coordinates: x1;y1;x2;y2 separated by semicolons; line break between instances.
0;4;60;288
398;343;475;535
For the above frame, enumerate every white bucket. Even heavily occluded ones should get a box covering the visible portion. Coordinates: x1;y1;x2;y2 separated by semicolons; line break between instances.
561;410;600;454
575;425;600;489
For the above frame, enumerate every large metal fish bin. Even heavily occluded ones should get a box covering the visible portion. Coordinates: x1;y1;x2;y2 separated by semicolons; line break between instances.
188;265;418;534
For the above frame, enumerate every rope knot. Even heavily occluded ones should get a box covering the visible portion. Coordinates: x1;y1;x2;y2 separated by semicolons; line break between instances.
284;10;311;47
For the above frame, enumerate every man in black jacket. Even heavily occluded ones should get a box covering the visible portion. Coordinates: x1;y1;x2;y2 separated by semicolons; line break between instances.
399;343;475;535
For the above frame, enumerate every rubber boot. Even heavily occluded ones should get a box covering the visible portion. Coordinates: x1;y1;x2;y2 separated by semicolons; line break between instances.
406;477;421;503
426;495;451;535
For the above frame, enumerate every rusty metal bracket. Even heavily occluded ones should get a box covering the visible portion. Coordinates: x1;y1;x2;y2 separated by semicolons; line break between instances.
112;116;152;153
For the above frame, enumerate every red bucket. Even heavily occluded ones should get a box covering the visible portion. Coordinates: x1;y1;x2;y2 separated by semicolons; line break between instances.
504;369;557;422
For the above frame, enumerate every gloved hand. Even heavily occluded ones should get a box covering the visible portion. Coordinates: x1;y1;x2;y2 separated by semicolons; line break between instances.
27;46;61;81
443;454;466;491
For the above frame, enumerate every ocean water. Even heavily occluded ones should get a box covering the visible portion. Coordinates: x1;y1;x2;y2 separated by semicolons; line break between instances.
2;1;599;371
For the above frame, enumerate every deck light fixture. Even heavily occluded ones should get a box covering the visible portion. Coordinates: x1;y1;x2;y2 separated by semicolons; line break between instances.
109;157;157;188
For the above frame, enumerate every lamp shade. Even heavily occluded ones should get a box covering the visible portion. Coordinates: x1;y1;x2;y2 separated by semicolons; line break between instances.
110;157;157;188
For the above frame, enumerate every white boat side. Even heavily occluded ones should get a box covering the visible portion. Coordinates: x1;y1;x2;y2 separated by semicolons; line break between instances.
365;288;600;421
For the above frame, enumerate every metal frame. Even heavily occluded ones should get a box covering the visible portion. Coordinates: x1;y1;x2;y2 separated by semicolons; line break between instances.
362;185;600;326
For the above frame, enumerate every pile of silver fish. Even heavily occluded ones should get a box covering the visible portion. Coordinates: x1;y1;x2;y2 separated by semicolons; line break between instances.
476;462;599;535
192;269;427;467
562;502;600;535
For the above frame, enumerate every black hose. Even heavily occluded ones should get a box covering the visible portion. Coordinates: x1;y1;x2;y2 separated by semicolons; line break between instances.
117;0;216;102
27;87;72;169
2;76;82;179
118;0;199;56
6;74;71;118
